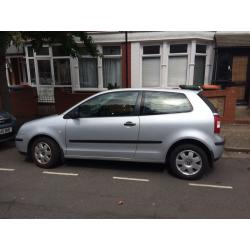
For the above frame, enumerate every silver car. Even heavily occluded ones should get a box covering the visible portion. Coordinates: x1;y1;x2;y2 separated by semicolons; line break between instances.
15;88;224;180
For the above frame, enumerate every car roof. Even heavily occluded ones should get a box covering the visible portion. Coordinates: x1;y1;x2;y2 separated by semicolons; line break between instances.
62;87;201;115
102;88;201;95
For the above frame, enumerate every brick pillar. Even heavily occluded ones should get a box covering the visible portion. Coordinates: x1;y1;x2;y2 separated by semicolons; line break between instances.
121;42;131;88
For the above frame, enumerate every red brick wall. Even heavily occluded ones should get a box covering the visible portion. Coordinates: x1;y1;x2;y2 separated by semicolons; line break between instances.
54;88;97;113
202;88;237;123
121;43;131;88
10;87;38;118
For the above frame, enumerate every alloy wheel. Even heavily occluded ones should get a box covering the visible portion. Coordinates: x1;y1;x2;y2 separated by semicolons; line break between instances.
175;150;202;176
34;142;52;165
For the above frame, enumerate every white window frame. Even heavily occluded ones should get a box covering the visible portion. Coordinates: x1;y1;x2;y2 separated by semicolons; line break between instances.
167;42;190;86
76;50;99;90
193;43;208;85
141;43;162;87
25;45;73;88
5;55;27;86
75;44;122;91
102;45;122;89
52;46;73;87
134;40;213;89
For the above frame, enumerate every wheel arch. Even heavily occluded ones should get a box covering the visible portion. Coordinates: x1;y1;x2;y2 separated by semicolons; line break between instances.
27;134;64;159
165;138;214;167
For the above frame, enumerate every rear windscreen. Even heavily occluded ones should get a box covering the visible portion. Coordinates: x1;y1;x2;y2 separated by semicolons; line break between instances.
198;92;217;113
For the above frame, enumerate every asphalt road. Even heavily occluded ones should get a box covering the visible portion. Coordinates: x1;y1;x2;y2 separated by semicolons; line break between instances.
0;141;250;219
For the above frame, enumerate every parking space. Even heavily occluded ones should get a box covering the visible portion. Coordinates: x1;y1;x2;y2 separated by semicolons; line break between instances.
0;141;250;218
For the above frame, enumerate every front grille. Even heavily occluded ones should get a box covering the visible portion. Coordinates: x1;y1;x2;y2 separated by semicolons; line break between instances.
0;118;11;125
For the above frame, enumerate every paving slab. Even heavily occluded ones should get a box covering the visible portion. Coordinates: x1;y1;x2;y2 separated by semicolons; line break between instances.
221;124;250;150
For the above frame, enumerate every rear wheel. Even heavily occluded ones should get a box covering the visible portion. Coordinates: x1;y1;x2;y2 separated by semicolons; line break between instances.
31;137;61;169
169;144;209;180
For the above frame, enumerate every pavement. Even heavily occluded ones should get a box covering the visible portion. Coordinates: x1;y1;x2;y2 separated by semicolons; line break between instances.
221;124;250;152
0;141;250;219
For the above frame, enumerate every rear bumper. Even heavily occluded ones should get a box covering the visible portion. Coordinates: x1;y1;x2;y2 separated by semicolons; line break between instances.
213;136;225;161
215;140;225;146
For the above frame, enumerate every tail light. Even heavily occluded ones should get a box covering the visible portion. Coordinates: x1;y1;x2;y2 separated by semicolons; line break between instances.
214;114;221;134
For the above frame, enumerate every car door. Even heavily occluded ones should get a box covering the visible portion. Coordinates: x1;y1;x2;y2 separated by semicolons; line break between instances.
135;91;193;163
65;91;141;159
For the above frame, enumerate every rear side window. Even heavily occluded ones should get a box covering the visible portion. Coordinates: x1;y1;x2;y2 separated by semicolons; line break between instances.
141;91;193;115
198;92;217;113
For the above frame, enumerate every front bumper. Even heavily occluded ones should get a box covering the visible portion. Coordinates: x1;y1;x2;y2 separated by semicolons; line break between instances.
0;134;15;143
0;121;17;143
15;137;27;154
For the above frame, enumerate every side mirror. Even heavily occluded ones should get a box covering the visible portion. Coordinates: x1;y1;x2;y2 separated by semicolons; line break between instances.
63;108;80;119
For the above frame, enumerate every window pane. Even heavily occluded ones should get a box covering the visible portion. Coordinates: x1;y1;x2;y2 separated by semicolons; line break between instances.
53;59;71;85
168;56;188;86
142;91;192;115
142;57;160;87
194;56;206;85
103;58;122;88
143;45;160;55
79;47;92;56
79;58;98;88
28;47;33;57
37;60;52;85
170;44;187;53
78;91;138;117
196;44;207;54
29;59;36;84
52;46;69;56
103;46;121;55
36;47;49;56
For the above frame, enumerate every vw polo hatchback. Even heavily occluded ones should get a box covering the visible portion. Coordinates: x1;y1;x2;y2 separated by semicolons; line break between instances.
16;88;224;180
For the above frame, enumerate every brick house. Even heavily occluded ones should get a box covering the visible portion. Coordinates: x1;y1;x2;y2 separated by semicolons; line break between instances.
5;31;250;122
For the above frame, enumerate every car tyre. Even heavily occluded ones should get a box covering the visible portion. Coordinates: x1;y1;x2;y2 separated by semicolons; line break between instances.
31;137;61;169
169;144;209;180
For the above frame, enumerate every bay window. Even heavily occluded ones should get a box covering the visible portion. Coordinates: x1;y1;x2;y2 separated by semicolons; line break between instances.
167;44;188;86
142;45;161;87
138;41;211;88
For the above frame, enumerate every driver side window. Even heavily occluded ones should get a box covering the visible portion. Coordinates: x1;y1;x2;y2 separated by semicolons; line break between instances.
77;91;139;118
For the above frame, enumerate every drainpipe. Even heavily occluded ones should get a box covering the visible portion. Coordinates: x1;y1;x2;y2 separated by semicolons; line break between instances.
125;31;128;87
213;31;218;84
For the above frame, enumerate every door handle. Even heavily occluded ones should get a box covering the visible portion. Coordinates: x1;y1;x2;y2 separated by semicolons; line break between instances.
124;121;136;127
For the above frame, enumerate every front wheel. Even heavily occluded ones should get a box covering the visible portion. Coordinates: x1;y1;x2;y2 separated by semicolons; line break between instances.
31;137;61;168
169;144;209;180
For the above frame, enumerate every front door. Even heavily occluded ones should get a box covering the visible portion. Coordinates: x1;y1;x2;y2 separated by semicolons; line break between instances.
65;91;140;159
35;56;54;103
232;55;249;104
